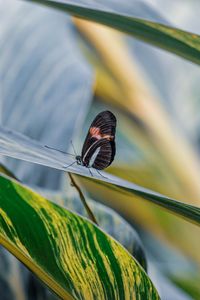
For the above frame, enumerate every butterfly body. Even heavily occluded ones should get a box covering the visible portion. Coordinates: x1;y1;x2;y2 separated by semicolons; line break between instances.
76;155;83;166
78;110;116;170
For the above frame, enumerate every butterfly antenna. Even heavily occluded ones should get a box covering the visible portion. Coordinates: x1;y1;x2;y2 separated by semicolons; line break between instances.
70;140;77;156
44;145;75;157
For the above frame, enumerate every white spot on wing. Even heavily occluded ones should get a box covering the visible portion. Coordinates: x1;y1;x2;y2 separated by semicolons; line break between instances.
89;147;100;167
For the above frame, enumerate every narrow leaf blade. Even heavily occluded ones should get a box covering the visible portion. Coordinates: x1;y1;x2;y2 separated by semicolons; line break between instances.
29;0;200;65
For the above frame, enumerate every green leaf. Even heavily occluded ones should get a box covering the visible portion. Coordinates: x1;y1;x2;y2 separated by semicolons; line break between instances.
29;0;200;65
0;161;148;271
0;162;148;293
0;126;200;226
48;189;147;271
83;176;200;227
0;173;159;299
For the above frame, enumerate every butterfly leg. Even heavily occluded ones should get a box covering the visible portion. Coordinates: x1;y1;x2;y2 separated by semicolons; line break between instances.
63;161;76;169
96;169;108;179
88;168;93;177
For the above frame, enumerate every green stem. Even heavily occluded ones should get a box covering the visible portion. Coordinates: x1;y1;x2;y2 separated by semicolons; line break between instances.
68;173;99;226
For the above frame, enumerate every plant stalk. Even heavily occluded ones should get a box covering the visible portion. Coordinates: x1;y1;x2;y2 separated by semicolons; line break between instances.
68;173;98;225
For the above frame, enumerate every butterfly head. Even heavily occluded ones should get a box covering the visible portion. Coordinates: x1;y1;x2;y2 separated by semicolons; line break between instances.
76;155;83;165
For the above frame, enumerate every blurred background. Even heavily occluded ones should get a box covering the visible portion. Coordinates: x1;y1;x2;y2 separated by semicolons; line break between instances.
0;0;200;299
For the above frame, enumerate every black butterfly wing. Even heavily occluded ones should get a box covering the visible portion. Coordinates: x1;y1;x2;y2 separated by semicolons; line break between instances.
91;110;116;136
81;111;116;169
81;110;116;157
82;138;116;170
92;139;116;170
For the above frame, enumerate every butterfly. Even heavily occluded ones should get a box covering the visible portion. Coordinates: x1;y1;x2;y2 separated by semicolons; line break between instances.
45;111;116;176
76;110;116;171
